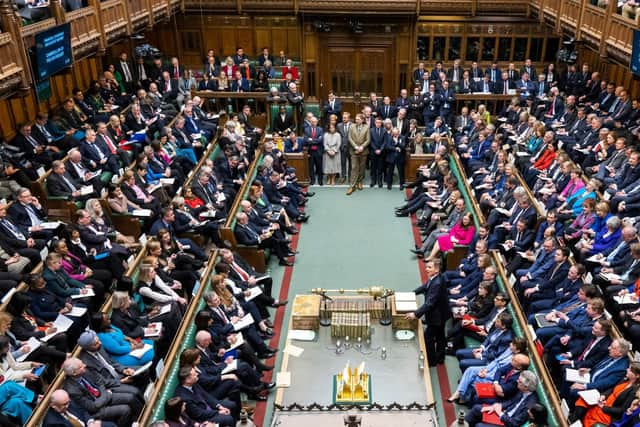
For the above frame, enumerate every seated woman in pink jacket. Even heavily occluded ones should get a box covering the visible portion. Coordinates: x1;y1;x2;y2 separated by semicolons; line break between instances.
425;212;476;261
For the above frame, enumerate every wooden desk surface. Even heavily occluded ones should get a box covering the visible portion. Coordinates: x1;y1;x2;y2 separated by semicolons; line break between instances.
192;90;269;99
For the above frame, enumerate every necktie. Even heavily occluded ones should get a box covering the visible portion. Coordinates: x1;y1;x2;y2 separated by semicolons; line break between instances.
504;368;516;381
578;338;597;361
139;64;147;80
3;220;24;239
62;412;84;427
516;231;522;242
504;81;508;94
232;261;250;281
506;394;528;417
174;67;179;79
26;135;39;148
39;125;53;140
385;106;389;117
165;81;170;92
216;307;229;324
492;70;496;81
79;377;100;397
102;134;117;154
592;358;616;382
95;351;119;379
484;83;489;92
62;174;77;192
122;62;132;81
311;128;316;138
24;204;41;226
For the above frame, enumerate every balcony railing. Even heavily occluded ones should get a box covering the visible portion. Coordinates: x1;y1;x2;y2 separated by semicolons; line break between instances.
99;0;130;44
66;6;102;58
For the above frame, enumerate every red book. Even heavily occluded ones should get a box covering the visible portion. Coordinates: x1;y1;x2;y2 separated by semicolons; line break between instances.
475;383;497;399
481;406;505;426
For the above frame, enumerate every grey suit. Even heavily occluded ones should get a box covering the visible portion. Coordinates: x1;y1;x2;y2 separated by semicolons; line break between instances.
63;369;136;427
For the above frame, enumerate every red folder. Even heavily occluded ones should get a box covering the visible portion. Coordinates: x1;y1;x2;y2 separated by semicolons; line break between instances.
481;406;505;426
475;382;497;399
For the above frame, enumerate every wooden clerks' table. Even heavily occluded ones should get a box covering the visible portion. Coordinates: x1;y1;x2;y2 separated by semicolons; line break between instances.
272;295;436;427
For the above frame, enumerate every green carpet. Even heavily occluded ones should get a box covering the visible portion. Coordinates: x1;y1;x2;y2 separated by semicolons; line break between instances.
262;186;425;424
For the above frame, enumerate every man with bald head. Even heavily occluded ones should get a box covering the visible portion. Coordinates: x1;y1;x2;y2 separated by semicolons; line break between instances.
62;357;136;427
44;389;117;427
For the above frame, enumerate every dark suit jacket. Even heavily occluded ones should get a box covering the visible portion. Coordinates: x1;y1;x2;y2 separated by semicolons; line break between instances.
110;308;147;339
569;335;612;370
44;402;111;427
79;348;128;383
159;79;179;101
234;223;260;246
272;112;295;134
497;391;539;427
174;383;223;423
63;370;112;416
8;202;46;235
414;274;448;325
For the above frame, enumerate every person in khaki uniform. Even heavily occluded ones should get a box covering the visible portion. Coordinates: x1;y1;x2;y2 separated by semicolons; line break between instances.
347;113;371;195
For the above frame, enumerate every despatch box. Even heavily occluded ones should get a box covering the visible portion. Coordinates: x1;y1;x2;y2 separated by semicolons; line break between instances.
391;297;418;330
291;295;321;331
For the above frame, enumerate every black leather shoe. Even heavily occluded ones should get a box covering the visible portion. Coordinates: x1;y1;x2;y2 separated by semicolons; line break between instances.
258;364;274;372
249;394;268;401
306;191;315;197
279;259;294;266
272;299;288;307
286;227;299;234
262;381;276;390
264;319;274;328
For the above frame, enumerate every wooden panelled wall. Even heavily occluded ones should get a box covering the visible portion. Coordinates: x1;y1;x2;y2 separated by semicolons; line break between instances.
0;56;101;141
146;15;301;70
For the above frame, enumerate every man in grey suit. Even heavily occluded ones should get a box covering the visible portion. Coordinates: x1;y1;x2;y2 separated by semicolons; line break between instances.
337;112;353;184
62;357;139;427
77;330;148;396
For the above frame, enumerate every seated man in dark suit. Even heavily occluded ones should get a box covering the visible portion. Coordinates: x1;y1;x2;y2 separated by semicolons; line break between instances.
465;370;539;427
79;129;120;175
12;122;61;170
47;160;99;204
65;148;106;193
8;187;58;241
233;212;294;267
61;357;137;427
0;201;45;267
173;365;236;427
150;207;207;261
45;389;117;427
77;329;149;394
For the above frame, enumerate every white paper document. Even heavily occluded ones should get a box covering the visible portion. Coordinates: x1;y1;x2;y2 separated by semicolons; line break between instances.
144;322;162;337
160;178;175;186
68;306;87;317
227;332;245;351
283;344;304;357
130;343;153;359
276;371;291;387
132;209;153;217
132;361;152;377
566;368;591;384
577;389;601;405
221;360;237;374
245;287;263;302
233;314;255;331
79;185;94;196
17;337;41;362
42;314;73;342
71;288;95;299
40;221;62;230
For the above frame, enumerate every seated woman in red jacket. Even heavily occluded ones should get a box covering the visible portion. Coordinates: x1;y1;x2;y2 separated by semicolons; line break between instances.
424;212;476;262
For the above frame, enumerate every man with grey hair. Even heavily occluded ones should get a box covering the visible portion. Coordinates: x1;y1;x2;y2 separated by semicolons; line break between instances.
61;357;136;427
45;389;118;427
465;370;539;427
233;211;294;266
563;338;630;402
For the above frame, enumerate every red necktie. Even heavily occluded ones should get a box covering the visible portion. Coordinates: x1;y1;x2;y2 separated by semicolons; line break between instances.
232;262;250;281
80;378;100;397
103;134;117;154
504;368;516;381
578;339;596;361
174;67;179;79
312;128;316;138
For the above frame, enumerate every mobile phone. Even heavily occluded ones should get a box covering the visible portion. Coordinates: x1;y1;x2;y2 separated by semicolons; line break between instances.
32;365;46;377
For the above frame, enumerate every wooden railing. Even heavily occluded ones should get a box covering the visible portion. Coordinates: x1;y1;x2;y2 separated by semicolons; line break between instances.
20;17;57;49
99;0;130;44
128;0;152;31
24;247;148;427
0;32;26;96
149;0;170;22
66;6;102;58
